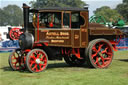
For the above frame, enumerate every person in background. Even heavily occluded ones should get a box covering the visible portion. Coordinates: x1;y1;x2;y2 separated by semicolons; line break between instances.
117;16;125;27
0;33;3;47
112;16;125;27
0;33;3;42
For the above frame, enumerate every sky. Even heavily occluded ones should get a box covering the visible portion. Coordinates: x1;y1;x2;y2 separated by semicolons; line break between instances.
0;0;123;16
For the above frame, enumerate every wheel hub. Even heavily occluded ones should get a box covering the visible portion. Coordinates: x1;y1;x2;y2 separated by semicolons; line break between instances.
35;58;40;64
98;52;102;56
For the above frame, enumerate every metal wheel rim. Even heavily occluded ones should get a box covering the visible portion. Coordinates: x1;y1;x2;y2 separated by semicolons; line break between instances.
27;49;48;72
9;49;25;70
90;40;113;68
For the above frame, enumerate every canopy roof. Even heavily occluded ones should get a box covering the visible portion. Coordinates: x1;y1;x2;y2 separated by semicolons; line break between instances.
30;7;88;12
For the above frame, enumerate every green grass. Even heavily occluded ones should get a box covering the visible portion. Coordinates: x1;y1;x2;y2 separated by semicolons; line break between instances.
0;51;128;85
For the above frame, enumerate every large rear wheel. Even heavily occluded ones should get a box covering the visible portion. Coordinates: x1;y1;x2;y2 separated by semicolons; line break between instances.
86;39;113;68
64;49;86;66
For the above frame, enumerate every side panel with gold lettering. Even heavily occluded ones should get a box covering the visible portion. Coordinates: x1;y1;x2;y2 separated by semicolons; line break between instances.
39;29;72;47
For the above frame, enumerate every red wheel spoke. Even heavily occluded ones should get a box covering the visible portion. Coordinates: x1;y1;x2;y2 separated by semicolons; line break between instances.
40;55;45;61
31;56;36;60
14;61;18;66
43;60;47;62
30;61;35;67
31;53;36;60
39;63;46;71
106;52;112;55
39;63;45;70
37;53;41;58
94;57;99;64
100;56;105;65
32;64;37;71
39;63;46;66
92;46;97;52
101;47;108;54
35;51;40;58
92;53;97;58
35;64;38;71
32;53;35;57
39;63;42;69
97;44;104;52
100;56;104;60
30;60;35;64
97;62;101;67
35;67;38;72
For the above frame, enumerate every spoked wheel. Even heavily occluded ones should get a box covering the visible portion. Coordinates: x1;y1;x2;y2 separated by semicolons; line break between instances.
9;49;26;71
26;49;48;73
64;49;86;66
9;28;23;40
86;39;113;68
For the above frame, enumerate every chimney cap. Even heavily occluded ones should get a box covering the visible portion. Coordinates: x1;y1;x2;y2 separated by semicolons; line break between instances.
84;4;89;9
22;3;30;8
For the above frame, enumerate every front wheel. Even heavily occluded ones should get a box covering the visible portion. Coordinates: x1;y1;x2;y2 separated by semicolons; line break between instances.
26;49;48;73
8;49;25;70
86;39;113;68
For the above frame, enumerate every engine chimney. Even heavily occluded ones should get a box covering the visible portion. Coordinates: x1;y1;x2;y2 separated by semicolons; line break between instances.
22;3;30;32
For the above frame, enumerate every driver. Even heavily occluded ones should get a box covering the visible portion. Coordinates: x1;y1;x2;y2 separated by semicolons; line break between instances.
49;14;54;28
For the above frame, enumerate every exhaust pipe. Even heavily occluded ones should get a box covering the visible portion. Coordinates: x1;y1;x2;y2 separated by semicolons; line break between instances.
22;3;30;32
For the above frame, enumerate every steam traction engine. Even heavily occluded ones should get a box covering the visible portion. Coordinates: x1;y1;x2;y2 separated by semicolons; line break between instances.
9;4;123;73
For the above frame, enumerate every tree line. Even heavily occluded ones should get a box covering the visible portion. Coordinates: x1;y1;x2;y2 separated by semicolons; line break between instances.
0;5;23;26
94;0;128;23
0;0;127;26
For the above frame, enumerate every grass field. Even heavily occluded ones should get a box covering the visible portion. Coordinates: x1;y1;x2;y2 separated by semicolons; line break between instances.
0;51;128;85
